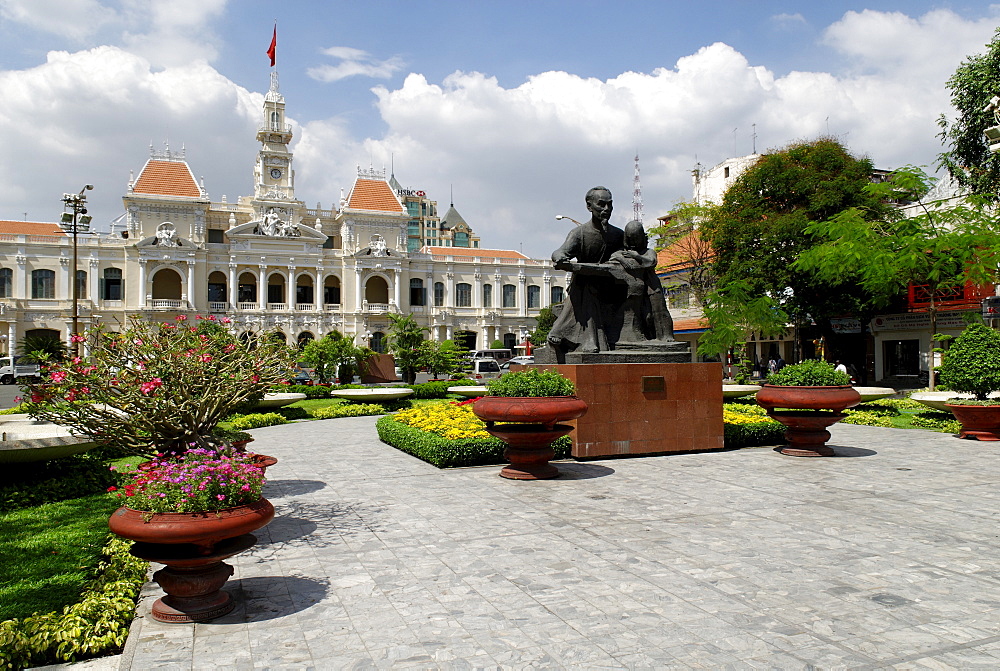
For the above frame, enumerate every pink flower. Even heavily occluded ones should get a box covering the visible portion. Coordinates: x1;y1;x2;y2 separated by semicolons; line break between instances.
200;354;212;362
221;317;231;324
175;315;187;321
50;371;68;383
140;378;163;395
70;334;85;343
72;357;82;364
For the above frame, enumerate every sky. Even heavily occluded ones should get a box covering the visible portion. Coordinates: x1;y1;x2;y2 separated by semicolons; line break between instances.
1;1;999;259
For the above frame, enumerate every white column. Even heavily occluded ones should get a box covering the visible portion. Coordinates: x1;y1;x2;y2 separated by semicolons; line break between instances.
186;260;196;309
518;273;527;317
60;257;70;301
88;258;99;305
446;325;453;340
315;267;323;309
137;259;147;307
542;273;552;308
257;265;266;310
7;323;16;356
393;269;401;308
228;262;238;308
446;270;455;308
493;272;501;311
14;255;26;300
473;272;482;309
354;266;363;310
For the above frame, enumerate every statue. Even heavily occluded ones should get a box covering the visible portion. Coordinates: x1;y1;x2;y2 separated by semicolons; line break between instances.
547;186;626;353
154;222;179;247
608;220;675;344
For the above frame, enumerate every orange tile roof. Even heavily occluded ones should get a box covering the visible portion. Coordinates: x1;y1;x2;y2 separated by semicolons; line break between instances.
424;246;529;260
0;221;67;236
132;160;201;198
346;179;403;213
656;230;713;272
673;317;709;332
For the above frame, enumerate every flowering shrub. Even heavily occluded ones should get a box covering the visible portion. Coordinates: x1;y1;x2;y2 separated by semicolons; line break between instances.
113;449;265;513
23;316;295;457
394;402;492;440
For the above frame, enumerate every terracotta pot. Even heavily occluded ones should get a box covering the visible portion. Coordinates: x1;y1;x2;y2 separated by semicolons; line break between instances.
755;384;861;413
944;403;1000;441
230;437;255;453
108;497;275;554
473;395;588;430
473;396;588;480
251;453;278;472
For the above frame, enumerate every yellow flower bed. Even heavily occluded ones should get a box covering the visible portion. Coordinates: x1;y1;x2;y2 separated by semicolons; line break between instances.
723;408;774;425
394;402;491;440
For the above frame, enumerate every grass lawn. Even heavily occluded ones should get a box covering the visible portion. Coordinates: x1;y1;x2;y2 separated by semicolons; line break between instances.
0;491;121;621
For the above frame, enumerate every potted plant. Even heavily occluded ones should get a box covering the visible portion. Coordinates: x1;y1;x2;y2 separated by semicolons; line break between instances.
755;359;860;457
938;322;1000;440
473;368;587;479
22;315;294;458
108;449;274;622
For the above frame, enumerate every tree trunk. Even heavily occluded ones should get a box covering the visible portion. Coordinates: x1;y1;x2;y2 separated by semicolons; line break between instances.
928;295;938;391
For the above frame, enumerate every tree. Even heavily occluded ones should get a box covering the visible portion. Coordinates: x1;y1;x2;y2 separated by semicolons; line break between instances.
696;281;788;383
384;313;427;384
490;339;505;349
19;332;67;362
421;339;462;379
794;166;1000;389
649;201;717;310
527;305;559;346
937;26;1000;199
702;138;893;363
301;330;369;383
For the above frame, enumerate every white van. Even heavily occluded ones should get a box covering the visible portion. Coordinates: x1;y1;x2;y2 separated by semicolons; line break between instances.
470;358;502;380
469;349;513;363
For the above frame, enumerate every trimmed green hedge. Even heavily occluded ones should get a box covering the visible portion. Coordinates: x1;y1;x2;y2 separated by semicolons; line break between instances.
0;455;119;514
229;412;288;430
310;402;414;419
722;421;785;449
375;415;571;468
0;536;147;669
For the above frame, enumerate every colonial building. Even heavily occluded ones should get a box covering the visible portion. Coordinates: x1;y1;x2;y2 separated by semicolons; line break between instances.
0;72;559;355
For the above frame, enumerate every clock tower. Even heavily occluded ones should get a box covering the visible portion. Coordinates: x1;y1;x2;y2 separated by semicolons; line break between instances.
254;71;295;201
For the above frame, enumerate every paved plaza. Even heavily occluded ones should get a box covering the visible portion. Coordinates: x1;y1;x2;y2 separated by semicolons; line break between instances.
113;418;1000;669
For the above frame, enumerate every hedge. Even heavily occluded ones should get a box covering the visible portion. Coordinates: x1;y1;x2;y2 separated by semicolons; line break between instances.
406;379;477;399
723;420;785;448
0;455;120;514
375;415;571;468
228;412;288;430
310;403;391;419
0;536;147;669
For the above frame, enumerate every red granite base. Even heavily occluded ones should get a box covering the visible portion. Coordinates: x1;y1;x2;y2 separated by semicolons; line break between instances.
535;363;724;459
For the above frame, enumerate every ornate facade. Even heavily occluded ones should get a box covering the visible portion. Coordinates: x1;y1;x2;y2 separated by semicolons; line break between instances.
0;73;560;354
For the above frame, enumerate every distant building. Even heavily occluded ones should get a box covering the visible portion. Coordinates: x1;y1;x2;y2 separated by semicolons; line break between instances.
0;72;555;356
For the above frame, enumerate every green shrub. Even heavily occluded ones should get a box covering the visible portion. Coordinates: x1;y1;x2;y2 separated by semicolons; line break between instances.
376;415;571;468
841;410;895;427
229;412;288;430
766;359;850;386
0;455;120;513
910;413;962;433
486;369;575;397
275;406;310;420
938;323;1000;399
309;402;383;418
723;420;785;448
0;536;146;669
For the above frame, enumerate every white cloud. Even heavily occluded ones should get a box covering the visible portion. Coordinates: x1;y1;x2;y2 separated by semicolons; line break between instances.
120;0;228;66
771;13;808;29
307;47;405;82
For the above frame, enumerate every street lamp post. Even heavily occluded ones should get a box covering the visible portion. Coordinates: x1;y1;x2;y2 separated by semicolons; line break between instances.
61;185;93;357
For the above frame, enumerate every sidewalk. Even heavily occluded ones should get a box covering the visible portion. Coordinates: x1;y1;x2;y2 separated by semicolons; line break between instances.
118;419;1000;668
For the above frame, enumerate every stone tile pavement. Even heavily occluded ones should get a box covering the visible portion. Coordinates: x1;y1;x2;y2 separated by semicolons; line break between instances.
116;419;1000;669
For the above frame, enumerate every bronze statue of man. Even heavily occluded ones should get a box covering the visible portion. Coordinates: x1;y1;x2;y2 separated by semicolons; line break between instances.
547;186;626;353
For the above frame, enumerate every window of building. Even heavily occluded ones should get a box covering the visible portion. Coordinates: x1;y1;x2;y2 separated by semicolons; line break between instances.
31;269;55;299
74;270;86;299
483;283;492;308
371;331;386;353
102;268;122;301
0;268;11;298
454;231;469;247
410;278;425;306
207;229;224;243
502;284;516;308
456;283;472;307
527;285;540;309
408;221;420;236
434;282;445;307
296;284;314;305
724;166;731;178
503;333;517;350
238;284;256;303
550;285;564;304
208;282;226;303
324;284;341;305
407;238;421;252
667;285;690;310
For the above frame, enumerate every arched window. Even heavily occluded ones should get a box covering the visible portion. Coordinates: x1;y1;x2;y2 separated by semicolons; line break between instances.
434;282;445;307
31;269;55;299
0;268;12;298
527;285;540;309
410;278;425;306
238;272;257;304
364;276;389;304
295;275;314;306
297;332;314;349
456;283;472;307
267;273;286;305
324;276;341;306
482;283;492;308
503;333;517;350
151;268;182;300
371;331;386;353
550;285;564;304
207;271;227;304
502;284;516;308
102;268;122;300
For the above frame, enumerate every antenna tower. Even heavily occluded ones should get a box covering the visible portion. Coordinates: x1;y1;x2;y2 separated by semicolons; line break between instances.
632;153;644;223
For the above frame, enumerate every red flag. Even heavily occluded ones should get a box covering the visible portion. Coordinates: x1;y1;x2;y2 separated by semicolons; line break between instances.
266;26;276;66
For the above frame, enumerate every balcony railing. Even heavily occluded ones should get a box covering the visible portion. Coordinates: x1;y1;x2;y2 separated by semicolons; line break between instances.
365;303;391;313
295;303;314;311
323;303;341;311
237;302;258;311
149;299;185;309
208;302;229;312
102;300;124;309
267;303;287;311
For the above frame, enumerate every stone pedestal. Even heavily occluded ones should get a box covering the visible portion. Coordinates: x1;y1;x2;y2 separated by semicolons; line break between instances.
538;362;724;459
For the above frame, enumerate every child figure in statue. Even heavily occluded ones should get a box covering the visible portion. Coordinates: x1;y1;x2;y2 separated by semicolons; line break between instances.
609;220;676;344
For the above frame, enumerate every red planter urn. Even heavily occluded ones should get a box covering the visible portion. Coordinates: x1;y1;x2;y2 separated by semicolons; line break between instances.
755;385;861;457
473;396;588;479
109;498;274;623
944;403;1000;441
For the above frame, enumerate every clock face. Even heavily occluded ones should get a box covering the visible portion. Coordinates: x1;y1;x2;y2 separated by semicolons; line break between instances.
270;168;282;179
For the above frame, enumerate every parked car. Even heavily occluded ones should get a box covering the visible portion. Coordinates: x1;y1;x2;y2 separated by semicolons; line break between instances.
470;358;502;380
499;356;535;375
